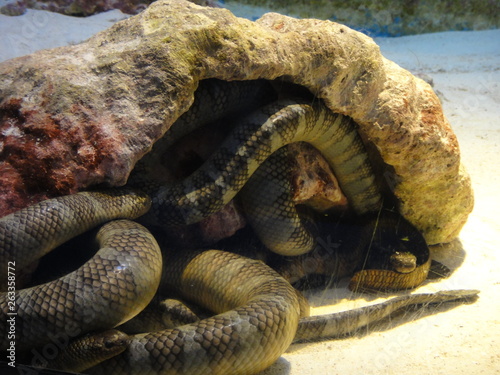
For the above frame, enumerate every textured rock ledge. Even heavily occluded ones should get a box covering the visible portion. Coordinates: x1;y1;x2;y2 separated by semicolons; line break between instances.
0;0;473;243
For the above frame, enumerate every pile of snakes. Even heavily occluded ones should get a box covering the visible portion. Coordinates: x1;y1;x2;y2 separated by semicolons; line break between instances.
0;79;478;374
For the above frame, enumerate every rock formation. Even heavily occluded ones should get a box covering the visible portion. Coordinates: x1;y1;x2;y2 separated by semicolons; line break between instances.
0;0;473;244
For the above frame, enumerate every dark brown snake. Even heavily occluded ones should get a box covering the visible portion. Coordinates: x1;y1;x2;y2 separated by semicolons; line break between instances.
0;80;477;374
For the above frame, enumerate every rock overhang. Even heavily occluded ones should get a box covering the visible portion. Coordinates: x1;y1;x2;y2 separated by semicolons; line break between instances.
0;0;473;244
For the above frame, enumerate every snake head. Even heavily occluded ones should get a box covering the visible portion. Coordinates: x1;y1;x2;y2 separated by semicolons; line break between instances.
45;329;130;373
349;209;431;292
389;251;417;273
359;209;429;272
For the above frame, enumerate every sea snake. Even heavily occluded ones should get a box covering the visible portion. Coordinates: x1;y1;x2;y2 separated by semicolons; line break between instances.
0;79;467;374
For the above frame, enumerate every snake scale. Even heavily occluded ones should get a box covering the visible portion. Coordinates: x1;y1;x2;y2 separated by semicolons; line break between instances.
140;95;382;228
0;80;475;374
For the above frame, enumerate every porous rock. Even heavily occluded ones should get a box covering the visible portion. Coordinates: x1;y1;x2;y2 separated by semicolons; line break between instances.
0;0;473;243
287;143;348;212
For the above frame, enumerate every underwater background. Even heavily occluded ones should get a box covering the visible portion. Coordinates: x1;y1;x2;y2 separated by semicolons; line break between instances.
224;0;500;36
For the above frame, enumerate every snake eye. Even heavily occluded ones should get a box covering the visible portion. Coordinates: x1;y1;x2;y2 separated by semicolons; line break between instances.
104;340;115;349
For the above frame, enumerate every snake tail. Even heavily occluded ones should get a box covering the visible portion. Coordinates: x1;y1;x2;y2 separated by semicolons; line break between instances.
294;289;480;342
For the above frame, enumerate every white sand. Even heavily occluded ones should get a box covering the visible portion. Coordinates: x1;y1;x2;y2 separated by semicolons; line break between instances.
0;9;130;62
1;7;499;375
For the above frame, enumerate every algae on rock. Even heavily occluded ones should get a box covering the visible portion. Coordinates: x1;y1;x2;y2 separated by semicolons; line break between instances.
225;0;500;36
0;0;473;244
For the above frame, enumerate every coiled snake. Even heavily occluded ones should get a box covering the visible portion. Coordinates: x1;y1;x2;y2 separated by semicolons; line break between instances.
0;80;475;374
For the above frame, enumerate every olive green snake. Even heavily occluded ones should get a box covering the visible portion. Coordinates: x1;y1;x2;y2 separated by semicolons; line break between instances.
0;80;477;374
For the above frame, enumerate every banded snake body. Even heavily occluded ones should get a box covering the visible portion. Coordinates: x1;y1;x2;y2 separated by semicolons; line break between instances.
0;80;476;374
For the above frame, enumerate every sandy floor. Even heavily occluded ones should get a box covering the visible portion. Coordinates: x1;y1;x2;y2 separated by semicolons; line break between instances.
1;6;499;375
